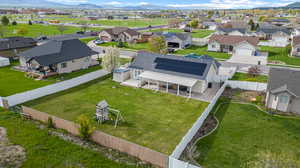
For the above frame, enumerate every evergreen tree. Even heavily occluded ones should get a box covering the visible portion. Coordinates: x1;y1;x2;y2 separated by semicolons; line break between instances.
1;16;9;26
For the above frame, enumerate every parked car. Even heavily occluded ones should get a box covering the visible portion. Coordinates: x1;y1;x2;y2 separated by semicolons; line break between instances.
37;36;48;41
76;31;85;34
94;39;104;45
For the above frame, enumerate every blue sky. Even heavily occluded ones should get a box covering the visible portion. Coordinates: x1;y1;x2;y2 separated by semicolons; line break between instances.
46;0;298;9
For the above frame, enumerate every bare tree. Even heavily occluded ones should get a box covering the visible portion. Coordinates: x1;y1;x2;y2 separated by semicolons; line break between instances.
248;66;261;77
101;47;120;72
148;36;167;54
56;25;67;35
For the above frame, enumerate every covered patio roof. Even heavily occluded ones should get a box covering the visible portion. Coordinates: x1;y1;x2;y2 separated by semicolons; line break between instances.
139;71;198;87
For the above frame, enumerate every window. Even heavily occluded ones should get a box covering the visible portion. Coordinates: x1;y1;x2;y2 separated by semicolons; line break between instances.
297;48;300;52
61;62;67;68
279;95;289;104
72;60;76;63
212;44;216;48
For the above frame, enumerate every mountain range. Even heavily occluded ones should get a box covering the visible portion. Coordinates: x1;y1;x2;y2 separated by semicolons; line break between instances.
0;0;299;10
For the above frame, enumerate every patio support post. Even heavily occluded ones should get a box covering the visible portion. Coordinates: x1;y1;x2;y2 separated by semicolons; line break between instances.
157;81;159;91
177;84;180;95
189;87;192;98
148;80;150;88
166;82;169;93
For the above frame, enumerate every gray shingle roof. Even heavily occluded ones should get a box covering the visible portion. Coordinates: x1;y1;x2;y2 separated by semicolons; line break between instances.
154;32;191;41
217;28;247;34
18;39;98;66
0;37;36;51
256;28;291;35
129;51;220;80
268;68;300;97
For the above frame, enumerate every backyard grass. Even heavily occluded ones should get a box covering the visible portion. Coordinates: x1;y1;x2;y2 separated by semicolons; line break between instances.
98;42;150;51
79;37;98;44
196;99;300;168
0;110;137;168
175;45;231;60
0;62;54;97
25;77;209;154
231;72;268;83
2;24;98;38
260;46;300;66
146;28;215;38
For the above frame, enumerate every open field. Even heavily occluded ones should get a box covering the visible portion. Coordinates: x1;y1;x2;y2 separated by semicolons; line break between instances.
146;28;215;38
175;45;231;60
231;72;268;83
2;24;99;38
0;62;54;97
0;110;138;168
260;46;300;66
196;99;300;168
25;77;209;154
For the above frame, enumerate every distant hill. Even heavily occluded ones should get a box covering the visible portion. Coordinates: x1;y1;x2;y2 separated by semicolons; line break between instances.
255;2;300;9
76;3;102;9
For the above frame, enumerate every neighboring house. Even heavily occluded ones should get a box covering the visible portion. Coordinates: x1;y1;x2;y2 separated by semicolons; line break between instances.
268;19;290;26
18;39;98;76
266;68;300;115
291;36;300;57
98;27;141;42
123;51;220;97
220;21;250;30
202;21;219;30
154;32;192;50
215;28;247;36
255;28;291;42
208;35;267;65
0;37;36;51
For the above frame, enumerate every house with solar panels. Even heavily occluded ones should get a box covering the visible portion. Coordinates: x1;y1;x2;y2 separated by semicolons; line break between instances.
119;51;221;98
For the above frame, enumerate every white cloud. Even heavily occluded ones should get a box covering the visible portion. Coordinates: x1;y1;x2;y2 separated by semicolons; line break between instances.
139;2;150;5
46;0;88;3
167;0;278;9
104;1;123;5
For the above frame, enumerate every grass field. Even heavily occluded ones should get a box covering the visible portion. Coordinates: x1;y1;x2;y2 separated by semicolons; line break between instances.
146;28;215;38
0;62;54;97
175;45;231;60
25;77;209;154
2;24;98;38
0;110;138;168
98;41;150;51
196;99;300;168
231;72;268;83
260;46;300;66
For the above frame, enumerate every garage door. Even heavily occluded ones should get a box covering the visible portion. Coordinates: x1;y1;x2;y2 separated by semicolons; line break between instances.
235;49;253;56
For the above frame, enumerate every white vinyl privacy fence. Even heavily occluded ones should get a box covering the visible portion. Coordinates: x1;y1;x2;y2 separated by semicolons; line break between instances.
227;80;267;92
0;97;3;107
169;82;227;168
168;80;267;168
1;69;109;107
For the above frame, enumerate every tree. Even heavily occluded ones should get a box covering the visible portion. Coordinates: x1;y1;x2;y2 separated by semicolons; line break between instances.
259;16;266;22
244;151;300;168
77;115;95;140
16;27;28;36
56;25;67;35
189;19;199;29
1;16;9;26
208;11;214;18
148;36;167;54
168;19;181;28
28;20;32;25
11;21;17;26
101;47;120;72
0;25;7;37
248;66;261;77
79;21;88;32
248;19;256;31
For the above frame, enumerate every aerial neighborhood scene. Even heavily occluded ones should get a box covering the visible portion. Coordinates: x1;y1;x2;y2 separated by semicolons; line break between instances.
1;0;300;167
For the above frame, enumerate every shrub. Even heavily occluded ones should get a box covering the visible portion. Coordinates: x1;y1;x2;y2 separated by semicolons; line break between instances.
12;21;17;26
77;115;95;140
47;117;55;128
116;41;125;48
28;20;32;25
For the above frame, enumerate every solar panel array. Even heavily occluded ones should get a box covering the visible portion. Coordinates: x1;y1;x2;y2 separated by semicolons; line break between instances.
154;57;207;77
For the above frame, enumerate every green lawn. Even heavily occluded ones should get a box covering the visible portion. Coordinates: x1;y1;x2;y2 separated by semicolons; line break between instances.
0;62;54;97
0;110;138;168
25;77;209;154
2;24;98;38
260;46;300;66
98;42;150;51
231;72;268;83
80;37;98;44
196;99;300;168
175;45;231;60
146;28;215;38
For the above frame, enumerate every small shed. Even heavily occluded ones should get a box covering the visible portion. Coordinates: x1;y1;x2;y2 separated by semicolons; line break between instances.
113;68;130;82
0;56;10;67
